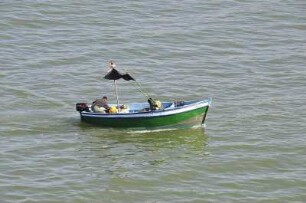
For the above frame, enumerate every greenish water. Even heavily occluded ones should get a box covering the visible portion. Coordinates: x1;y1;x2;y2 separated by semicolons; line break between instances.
1;1;306;202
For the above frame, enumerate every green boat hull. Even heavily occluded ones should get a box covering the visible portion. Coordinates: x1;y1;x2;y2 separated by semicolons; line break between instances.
80;106;209;128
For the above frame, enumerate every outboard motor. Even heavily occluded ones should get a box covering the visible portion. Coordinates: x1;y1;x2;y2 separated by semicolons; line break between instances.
76;103;89;112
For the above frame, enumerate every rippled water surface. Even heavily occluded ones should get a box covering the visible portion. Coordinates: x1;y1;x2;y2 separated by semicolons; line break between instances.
1;1;306;202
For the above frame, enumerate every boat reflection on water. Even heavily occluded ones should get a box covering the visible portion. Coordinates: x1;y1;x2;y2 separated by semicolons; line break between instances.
77;125;210;164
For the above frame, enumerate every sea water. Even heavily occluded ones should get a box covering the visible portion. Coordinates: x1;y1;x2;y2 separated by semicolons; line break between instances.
1;1;306;202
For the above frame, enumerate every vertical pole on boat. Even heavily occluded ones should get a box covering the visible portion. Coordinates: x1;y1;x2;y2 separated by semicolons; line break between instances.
201;98;212;125
201;106;209;125
114;80;120;111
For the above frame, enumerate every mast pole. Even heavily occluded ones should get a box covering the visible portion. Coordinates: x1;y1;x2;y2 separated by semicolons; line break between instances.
114;80;120;111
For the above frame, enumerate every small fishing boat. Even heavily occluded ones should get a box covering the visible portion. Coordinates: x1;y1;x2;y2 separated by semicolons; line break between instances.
76;63;212;128
76;98;211;128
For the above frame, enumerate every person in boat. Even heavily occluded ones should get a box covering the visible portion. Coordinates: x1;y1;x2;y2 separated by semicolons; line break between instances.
92;96;110;113
148;98;164;110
